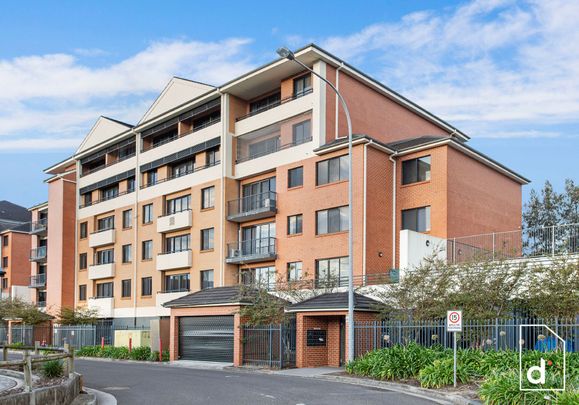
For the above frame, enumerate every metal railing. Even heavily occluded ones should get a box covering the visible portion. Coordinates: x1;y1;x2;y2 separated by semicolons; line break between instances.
242;320;296;368
36;301;46;308
29;246;47;261
447;223;579;264
29;273;46;288
227;237;277;260
141;118;221;152
140;160;220;189
236;136;312;164
79;189;134;209
227;191;277;217
90;225;115;234
31;218;47;234
236;88;313;122
80;151;135;177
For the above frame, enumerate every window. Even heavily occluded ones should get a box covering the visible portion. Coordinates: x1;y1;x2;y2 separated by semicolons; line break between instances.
118;142;136;160
316;257;349;287
142;240;153;260
1;257;7;268
166;195;190;215
292;120;311;145
402;206;431;232
164;273;189;292
287;214;303;235
250;92;281;113
145;169;158;186
97;215;114;231
1;279;7;289
121;279;131;298
402;156;431;185
127;177;136;193
122;244;132;263
143;204;153;224
101;185;119;201
316;155;348;185
95;249;114;265
96;282;114;298
287;262;302;282
80;222;88;239
122;209;132;229
82;192;92;207
316;206;349;235
293;75;312;97
201;186;215;209
240;266;275;289
78;285;87;301
206;147;220;166
248;137;278;159
79;253;87;270
151;129;178;148
165;234;190;253
201;270;214;289
171;159;194;178
288;167;303;188
2;235;8;247
200;228;214;250
141;277;152;296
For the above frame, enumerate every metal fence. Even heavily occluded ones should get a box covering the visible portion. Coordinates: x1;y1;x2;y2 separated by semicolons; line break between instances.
354;318;579;358
242;319;296;368
447;223;579;263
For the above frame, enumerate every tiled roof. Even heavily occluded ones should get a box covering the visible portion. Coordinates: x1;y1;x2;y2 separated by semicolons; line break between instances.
163;286;260;308
286;292;382;312
0;201;31;223
385;135;450;151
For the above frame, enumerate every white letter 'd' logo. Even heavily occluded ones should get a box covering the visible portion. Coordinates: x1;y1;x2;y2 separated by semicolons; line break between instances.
527;358;546;385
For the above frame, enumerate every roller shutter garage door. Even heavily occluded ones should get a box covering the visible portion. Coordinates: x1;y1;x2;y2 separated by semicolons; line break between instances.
178;316;234;362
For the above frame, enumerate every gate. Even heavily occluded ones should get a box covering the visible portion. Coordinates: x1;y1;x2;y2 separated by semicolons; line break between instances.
242;319;296;368
179;316;234;362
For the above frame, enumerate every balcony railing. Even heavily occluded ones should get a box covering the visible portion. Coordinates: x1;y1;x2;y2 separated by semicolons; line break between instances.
31;218;48;235
30;246;47;262
141;118;221;153
140;161;220;189
226;237;277;264
447;223;579;264
227;191;277;222
79;189;134;209
236;135;312;164
36;301;46;308
29;274;46;288
80;152;135;177
236;88;313;122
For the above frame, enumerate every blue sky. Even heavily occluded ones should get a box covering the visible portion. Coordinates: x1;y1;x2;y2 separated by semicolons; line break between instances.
0;0;577;208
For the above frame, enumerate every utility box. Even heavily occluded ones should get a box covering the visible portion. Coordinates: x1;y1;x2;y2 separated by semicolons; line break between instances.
114;329;151;348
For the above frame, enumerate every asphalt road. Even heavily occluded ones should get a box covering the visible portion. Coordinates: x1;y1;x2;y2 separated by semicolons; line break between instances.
76;359;438;405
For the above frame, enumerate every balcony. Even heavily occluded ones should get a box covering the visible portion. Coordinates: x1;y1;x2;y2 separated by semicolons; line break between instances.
30;246;47;262
235;88;312;122
89;228;116;248
226;237;277;264
157;210;192;233
227;192;277;223
88;262;115;280
156;250;192;271
29;274;46;288
88;297;114;318
31;219;48;236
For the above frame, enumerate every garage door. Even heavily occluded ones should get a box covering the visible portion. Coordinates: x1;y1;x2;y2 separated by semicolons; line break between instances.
178;316;234;362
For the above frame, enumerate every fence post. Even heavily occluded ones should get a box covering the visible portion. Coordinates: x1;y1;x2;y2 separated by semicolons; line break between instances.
552;225;556;256
34;340;40;355
279;324;283;369
495;319;499;351
66;344;75;377
268;327;273;368
2;346;6;361
23;350;32;392
492;233;496;261
452;238;456;263
398;320;402;345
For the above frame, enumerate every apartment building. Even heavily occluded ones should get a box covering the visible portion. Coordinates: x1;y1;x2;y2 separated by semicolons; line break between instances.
0;201;32;301
28;160;77;313
62;44;527;336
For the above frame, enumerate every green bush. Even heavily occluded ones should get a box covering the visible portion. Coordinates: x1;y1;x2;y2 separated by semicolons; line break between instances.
41;360;64;379
419;358;470;388
75;345;167;361
76;345;101;357
129;346;151;361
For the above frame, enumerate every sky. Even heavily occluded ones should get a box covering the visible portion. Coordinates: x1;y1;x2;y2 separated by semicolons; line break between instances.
0;0;577;208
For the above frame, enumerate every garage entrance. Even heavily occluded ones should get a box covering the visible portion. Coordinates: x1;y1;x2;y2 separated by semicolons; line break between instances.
178;316;234;362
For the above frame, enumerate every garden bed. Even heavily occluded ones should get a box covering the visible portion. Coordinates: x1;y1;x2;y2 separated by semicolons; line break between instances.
76;345;169;362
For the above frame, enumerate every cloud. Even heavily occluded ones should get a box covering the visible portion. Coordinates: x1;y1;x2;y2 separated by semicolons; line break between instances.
320;0;579;139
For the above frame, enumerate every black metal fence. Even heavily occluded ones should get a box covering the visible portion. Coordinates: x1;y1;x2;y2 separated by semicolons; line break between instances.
242;319;296;368
354;318;579;358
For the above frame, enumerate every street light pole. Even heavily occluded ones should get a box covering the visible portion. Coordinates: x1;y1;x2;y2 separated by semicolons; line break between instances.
276;47;355;362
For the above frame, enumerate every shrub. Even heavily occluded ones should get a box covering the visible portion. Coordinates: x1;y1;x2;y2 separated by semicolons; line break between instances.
129;346;151;361
76;345;101;357
161;349;170;362
41;360;64;379
419;358;470;388
479;371;546;405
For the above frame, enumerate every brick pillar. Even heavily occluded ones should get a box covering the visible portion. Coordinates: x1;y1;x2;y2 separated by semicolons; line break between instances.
233;314;243;367
169;315;178;361
296;313;305;368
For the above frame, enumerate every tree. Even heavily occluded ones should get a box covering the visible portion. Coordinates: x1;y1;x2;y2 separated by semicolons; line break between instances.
56;307;99;325
0;298;52;325
523;179;578;228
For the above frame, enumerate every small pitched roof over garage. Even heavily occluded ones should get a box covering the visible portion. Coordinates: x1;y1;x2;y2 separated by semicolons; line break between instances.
163;286;261;308
286;292;382;313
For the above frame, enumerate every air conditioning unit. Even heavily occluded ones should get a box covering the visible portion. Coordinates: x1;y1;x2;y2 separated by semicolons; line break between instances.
231;249;241;257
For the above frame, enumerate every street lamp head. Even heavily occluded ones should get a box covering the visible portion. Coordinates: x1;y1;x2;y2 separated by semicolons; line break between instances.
276;47;295;60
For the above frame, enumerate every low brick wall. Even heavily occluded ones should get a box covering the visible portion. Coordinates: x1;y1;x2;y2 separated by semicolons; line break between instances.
0;373;82;405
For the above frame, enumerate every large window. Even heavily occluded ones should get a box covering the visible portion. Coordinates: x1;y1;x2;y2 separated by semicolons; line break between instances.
241;266;275;289
121;279;131;298
95;249;114;265
316;257;349;287
201;186;215;209
287;262;302;282
402;156;431;185
80;222;88;239
142;204;153;224
287;214;303;235
145;169;158;187
200;228;214;251
292;120;311;145
206;147;220;166
166;195;190;215
248;137;278;159
100;185;119;201
293;75;312;97
82;193;92;207
164;273;190;292
122;244;132;263
250;92;281;113
122;209;132;229
127;177;136;193
165;234;190;253
78;285;87;301
316;155;348;185
170;159;194;178
79;253;87;270
96;282;113;298
201;270;214;289
97;215;114;231
316;206;349;235
288;166;303;188
141;277;152;296
402;206;431;232
142;240;153;260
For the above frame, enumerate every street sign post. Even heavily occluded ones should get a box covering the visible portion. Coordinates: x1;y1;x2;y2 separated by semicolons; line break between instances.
447;310;462;387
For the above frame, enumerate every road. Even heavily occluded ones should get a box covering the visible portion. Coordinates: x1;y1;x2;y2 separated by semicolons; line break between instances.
76;359;438;405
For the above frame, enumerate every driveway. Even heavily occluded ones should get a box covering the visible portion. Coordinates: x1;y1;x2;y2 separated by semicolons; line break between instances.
77;359;439;405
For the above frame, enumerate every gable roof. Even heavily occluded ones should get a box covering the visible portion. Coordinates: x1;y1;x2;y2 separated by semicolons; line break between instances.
0;201;31;223
286;292;382;312
138;77;215;124
163;286;259;308
75;116;133;155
